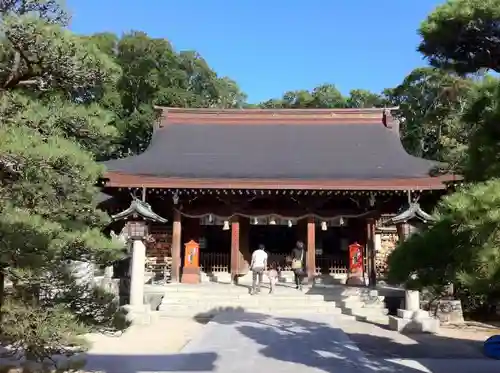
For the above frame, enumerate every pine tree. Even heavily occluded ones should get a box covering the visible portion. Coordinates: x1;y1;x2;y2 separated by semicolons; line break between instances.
0;1;126;366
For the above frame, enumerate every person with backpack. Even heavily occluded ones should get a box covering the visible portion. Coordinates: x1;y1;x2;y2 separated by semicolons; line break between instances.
290;241;306;290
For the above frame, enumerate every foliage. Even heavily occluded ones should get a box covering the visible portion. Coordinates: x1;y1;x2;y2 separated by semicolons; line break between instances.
419;0;500;74
0;1;127;366
387;180;500;314
87;31;248;156
462;75;500;180
346;89;385;108
386;0;500;320
258;84;385;109
383;67;474;165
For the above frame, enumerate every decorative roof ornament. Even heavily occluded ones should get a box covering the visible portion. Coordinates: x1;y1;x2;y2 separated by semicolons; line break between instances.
111;197;168;223
383;191;435;226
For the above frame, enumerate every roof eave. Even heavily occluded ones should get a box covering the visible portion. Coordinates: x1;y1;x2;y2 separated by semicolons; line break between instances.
102;172;456;191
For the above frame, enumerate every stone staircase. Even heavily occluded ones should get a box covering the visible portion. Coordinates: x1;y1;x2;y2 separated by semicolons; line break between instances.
147;276;389;324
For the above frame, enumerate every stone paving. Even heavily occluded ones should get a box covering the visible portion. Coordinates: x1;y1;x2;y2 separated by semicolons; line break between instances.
84;311;500;373
176;312;500;373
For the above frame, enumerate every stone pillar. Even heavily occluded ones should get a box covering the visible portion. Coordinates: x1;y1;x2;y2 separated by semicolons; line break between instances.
230;217;240;283
171;210;182;282
405;290;420;312
129;239;146;306
104;265;114;279
306;218;316;281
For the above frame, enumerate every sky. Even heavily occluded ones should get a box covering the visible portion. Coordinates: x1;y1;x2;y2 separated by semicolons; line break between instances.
68;0;445;103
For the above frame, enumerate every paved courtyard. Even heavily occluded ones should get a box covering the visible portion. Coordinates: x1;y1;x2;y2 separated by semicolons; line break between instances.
85;312;500;373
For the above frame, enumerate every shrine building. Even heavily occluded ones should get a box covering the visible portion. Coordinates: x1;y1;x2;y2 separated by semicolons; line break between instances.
99;107;458;286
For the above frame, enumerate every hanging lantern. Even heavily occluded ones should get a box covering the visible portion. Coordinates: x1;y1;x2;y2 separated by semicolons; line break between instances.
321;221;328;231
127;221;148;240
339;217;345;226
269;217;277;225
287;220;293;228
253;217;259;225
208;214;214;223
222;220;230;231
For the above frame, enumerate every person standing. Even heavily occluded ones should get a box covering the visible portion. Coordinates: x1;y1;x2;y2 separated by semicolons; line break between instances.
291;241;306;290
250;244;268;295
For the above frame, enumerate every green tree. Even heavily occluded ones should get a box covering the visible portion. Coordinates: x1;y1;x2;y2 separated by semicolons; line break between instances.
387;181;500;315
0;2;126;365
418;0;500;74
258;84;347;109
387;0;500;318
88;31;248;156
462;76;500;180
384;67;473;167
346;89;385;108
310;84;346;108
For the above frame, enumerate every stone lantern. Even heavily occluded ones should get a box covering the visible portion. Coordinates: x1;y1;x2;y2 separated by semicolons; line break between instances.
111;197;167;319
385;201;434;241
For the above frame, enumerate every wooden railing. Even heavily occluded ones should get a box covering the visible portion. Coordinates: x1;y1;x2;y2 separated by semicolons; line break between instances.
200;252;230;273
199;252;350;274
315;256;348;275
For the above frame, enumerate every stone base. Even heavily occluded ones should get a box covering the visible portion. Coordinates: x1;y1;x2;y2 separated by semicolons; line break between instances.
429;299;465;324
388;309;440;334
181;267;201;284
121;304;152;325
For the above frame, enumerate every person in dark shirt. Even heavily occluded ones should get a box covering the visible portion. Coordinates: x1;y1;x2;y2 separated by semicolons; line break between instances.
290;241;306;290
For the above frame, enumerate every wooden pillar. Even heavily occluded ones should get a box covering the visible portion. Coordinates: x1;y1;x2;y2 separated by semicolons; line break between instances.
230;217;240;283
238;217;251;275
306;218;316;281
366;218;376;287
171;210;182;282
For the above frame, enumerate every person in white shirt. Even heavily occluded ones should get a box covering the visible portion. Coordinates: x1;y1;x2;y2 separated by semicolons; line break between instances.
250;244;268;294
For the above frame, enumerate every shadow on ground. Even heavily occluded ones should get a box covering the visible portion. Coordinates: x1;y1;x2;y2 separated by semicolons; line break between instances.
191;308;498;373
84;352;218;373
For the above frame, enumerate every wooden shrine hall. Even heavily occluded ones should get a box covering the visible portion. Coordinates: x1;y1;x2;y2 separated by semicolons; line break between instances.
100;107;457;286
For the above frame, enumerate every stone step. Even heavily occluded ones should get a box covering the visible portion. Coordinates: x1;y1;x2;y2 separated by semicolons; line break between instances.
160;284;379;295
160;298;338;308
338;299;386;309
157;304;345;316
355;314;390;325
342;306;389;317
161;292;328;301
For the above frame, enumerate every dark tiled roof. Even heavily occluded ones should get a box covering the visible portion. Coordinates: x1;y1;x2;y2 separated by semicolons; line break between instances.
103;122;439;181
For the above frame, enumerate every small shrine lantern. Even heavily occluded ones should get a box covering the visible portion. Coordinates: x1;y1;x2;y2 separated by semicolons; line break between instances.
110;197;167;307
384;202;434;242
